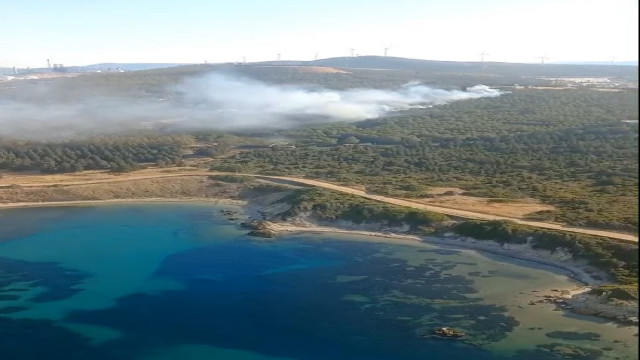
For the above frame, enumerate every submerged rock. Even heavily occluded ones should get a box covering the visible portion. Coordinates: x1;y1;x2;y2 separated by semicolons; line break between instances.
428;327;467;338
241;220;271;230
248;229;278;238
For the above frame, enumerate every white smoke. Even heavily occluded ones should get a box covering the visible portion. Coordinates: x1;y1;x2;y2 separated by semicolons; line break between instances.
0;72;507;139
178;74;505;121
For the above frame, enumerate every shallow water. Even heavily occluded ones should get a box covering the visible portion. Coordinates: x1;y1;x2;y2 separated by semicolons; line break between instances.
0;204;636;360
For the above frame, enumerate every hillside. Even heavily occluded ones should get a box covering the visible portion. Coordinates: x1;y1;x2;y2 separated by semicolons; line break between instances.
1;63;189;75
2;57;636;105
257;56;639;81
4;55;637;83
1;58;637;233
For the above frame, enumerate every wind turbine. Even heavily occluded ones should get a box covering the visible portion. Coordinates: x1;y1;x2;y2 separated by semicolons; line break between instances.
314;52;318;60
480;51;490;62
536;55;549;64
350;48;355;57
384;44;392;57
277;53;281;61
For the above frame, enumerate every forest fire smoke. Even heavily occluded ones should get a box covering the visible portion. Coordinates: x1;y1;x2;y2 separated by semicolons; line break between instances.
0;73;507;139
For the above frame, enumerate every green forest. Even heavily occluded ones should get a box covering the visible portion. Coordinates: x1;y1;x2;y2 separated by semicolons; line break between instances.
1;65;638;233
277;187;450;228
0;135;191;173
211;89;639;232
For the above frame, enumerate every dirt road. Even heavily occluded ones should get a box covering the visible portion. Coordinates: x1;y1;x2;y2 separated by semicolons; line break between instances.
1;169;636;242
253;174;638;242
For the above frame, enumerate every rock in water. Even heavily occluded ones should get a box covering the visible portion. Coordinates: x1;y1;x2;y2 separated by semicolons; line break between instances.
433;327;466;338
248;229;278;238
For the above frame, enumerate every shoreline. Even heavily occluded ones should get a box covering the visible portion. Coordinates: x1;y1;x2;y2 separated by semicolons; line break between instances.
423;235;601;286
1;198;636;326
0;198;607;286
260;220;638;326
254;221;604;287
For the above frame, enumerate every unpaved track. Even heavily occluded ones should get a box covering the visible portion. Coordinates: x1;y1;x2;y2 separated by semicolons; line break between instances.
2;170;637;242
249;175;638;243
1;172;213;187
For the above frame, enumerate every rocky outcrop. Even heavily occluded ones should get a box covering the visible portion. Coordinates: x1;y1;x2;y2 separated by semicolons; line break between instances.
422;327;467;339
526;288;639;325
242;220;278;238
247;229;278;238
567;292;639;325
434;327;466;337
219;209;242;221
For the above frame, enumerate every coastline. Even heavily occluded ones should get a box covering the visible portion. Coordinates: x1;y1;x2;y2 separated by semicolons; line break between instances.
1;198;637;326
247;220;639;326
250;221;604;287
0;198;610;286
2;201;636;359
424;235;602;286
1;168;636;242
2;198;598;285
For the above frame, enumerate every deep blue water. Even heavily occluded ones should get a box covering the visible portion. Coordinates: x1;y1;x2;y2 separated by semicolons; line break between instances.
0;204;632;360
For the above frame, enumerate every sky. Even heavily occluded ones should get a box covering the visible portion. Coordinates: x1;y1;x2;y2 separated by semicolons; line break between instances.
1;0;638;68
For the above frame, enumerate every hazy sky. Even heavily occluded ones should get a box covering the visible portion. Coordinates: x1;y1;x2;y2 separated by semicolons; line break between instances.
2;0;637;67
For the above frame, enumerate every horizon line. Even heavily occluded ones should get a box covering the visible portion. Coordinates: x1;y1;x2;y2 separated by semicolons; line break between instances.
2;56;639;70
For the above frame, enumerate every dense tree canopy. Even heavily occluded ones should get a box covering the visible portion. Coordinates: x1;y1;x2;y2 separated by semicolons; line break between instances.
0;135;191;173
212;89;639;231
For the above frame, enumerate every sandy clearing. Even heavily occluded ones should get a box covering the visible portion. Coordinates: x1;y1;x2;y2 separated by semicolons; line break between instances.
414;194;555;218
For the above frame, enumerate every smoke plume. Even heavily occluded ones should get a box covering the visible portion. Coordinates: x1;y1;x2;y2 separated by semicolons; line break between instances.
0;72;506;140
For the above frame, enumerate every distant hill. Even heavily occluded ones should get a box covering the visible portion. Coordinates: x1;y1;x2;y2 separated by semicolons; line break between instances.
4;57;637;80
1;63;190;75
551;61;638;66
3;56;637;98
71;63;191;72
254;56;638;81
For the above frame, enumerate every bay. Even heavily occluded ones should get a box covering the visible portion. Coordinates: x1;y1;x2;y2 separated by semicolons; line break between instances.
0;203;636;359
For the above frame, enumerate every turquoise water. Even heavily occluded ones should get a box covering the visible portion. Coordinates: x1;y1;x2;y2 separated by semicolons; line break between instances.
0;204;636;360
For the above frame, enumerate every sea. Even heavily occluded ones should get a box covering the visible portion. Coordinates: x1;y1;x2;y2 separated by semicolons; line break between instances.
0;203;636;360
